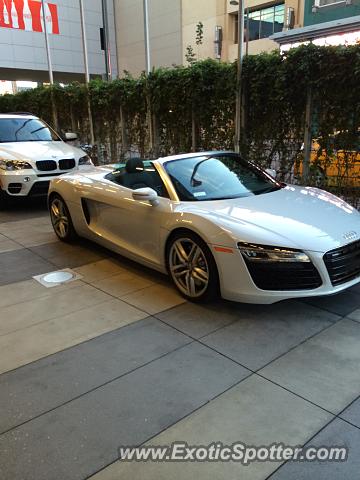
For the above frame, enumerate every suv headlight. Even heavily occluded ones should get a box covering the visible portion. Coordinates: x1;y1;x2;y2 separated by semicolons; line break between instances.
78;155;93;166
0;159;33;171
238;242;310;263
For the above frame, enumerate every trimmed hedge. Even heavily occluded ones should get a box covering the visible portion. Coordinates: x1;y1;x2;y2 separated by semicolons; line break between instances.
1;44;359;193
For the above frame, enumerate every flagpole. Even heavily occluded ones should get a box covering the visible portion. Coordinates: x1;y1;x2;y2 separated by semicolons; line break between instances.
41;0;53;84
143;0;151;73
101;0;111;81
79;0;95;144
79;0;90;83
41;0;58;130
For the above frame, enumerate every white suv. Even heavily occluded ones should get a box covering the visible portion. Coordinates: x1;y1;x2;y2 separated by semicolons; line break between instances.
0;113;92;203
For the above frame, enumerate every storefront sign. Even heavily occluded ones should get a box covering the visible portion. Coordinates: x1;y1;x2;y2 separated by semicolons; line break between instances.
0;0;59;34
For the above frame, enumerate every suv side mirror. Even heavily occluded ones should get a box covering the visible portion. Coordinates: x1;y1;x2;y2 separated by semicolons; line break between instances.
132;187;159;206
64;132;78;141
265;168;276;178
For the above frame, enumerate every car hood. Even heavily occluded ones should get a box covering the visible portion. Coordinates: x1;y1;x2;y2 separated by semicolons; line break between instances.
178;185;360;252
0;141;85;163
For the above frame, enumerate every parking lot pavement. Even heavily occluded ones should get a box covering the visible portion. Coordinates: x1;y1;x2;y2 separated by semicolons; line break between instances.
0;205;360;480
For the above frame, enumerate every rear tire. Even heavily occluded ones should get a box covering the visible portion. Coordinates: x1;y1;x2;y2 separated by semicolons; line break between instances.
167;231;219;302
49;194;77;242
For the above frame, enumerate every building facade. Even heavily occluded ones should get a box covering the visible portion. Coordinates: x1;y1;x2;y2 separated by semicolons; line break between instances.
304;0;360;26
1;0;359;83
0;0;118;83
271;0;360;51
227;0;304;59
114;0;305;75
113;0;182;75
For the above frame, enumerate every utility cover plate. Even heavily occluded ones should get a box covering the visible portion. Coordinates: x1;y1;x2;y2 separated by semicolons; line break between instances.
33;268;82;288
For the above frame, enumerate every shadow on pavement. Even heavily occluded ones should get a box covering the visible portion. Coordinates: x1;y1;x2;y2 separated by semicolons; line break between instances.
0;197;48;222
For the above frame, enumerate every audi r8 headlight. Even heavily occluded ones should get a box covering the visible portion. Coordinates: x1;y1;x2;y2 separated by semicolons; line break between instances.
238;242;310;263
0;159;32;171
78;155;93;166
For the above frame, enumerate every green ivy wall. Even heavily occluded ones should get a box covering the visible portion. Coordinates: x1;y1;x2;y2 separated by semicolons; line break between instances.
0;44;359;204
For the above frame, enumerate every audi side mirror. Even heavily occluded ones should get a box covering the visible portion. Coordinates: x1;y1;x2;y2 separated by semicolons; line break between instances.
132;187;159;206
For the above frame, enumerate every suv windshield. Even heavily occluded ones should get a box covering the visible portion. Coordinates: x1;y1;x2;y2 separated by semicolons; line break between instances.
0;118;61;142
164;154;282;201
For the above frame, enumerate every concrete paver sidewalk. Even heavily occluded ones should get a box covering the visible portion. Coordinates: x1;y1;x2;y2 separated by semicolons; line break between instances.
0;203;360;480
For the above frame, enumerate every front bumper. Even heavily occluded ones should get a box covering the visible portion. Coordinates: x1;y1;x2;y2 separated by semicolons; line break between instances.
0;170;70;197
212;245;360;304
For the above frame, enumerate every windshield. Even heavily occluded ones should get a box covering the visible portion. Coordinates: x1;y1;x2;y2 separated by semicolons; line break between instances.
164;154;282;201
0;118;61;142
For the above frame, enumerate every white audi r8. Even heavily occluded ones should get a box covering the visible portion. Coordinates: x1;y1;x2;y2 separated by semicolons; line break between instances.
48;151;360;304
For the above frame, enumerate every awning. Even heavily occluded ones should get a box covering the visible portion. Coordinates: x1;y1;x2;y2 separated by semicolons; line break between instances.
270;14;360;45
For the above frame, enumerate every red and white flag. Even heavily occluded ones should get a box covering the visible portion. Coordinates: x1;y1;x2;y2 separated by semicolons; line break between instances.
0;0;59;34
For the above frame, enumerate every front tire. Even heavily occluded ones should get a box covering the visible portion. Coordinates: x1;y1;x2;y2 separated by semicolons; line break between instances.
49;194;77;242
167;231;219;302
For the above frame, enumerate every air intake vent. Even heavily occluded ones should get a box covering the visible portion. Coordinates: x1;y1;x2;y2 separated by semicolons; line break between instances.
324;240;360;286
244;261;322;291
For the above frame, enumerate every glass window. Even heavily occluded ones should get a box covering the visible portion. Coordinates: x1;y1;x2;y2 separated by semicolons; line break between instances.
0;118;60;142
318;0;345;5
274;4;285;33
248;12;261;41
164;154;281;202
260;8;274;39
240;3;284;42
234;14;240;42
106;160;169;198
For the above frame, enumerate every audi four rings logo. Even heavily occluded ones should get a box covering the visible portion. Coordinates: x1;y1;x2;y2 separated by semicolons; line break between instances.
343;231;357;241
